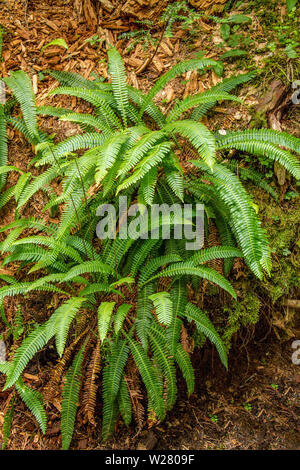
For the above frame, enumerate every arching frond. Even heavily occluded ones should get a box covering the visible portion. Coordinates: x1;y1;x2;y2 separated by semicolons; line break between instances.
167;92;241;123
98;301;115;342
5;70;39;141
191;161;271;278
184;302;227;368
61;343;86;450
108;47;129;127
149;291;173;326
15;379;47;434
216;128;300;155
217;138;300;180
139;58;217;119
164;120;216;169
175;343;195;396
4;324;51;389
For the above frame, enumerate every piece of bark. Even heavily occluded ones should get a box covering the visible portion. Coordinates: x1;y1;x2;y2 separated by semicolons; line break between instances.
83;0;98;30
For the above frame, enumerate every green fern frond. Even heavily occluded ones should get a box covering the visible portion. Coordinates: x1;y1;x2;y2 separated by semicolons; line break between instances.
37;105;74;118
149;291;173;326
98;301;115;342
117;130;164;177
61;343;86;450
114;304;132;334
59;112;112;135
143;262;236;299
49;87;122;130
46;69;101;89
167;92;241;123
139;166;158;205
184;302;227;368
128;239;161;277
4;70;39;141
36;133;106;166
139;254;182;286
216;128;300;155
136;283;155;350
217;138;300;180
46;297;86;357
15;379;47;434
94;132;130;183
16;167;59;208
227;160;278;201
188;246;242;265
191;161;271;278
4;324;51;389
166;279;187;356
163;120;216;169
126;334;165;420
175;343;195;396
139;58;217;119
116;142;173;194
118;376;132;427
61;260;115;282
1;398;14;449
102;338;129;441
149;322;177;410
191;71;256;120
0;105;8;190
108;47;129;127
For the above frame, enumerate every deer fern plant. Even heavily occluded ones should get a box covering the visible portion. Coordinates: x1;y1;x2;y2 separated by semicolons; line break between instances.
0;47;299;449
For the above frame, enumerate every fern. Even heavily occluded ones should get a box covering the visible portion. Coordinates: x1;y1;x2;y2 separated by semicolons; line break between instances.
4;70;39;141
116;142;173;194
163;120;216;169
15;379;47;434
143;262;237;299
0;105;8;190
175;343;195;396
4;324;52;389
1;398;14;450
139;58;217;119
191;71;256;120
118;377;132;426
46;297;86;357
216;128;300;155
149;291;173;326
108;47;129;128
102;338;129;441
114;304;132;334
191;161;271;279
61;343;86;450
1;50;299;444
97;301;115;342
149;322;177;410
166;92;241;123
61;260;114;282
126;334;165;420
217;138;300;180
184;302;227;368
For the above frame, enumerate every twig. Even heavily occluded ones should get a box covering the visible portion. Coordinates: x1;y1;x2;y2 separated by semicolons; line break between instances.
136;24;168;75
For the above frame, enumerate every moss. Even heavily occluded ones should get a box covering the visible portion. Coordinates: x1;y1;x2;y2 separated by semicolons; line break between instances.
260;196;300;302
222;292;261;350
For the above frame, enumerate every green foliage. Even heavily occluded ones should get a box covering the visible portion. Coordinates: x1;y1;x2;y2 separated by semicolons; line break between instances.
0;46;299;447
61;343;86;449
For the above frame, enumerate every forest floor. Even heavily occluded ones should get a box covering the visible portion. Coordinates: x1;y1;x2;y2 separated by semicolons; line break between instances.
0;0;299;450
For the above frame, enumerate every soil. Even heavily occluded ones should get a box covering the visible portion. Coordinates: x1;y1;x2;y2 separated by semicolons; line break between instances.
0;0;299;451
